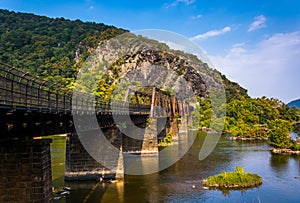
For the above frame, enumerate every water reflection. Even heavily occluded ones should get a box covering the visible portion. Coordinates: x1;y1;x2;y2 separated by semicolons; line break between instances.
48;135;66;190
270;154;289;175
101;181;124;202
123;153;159;175
50;132;300;202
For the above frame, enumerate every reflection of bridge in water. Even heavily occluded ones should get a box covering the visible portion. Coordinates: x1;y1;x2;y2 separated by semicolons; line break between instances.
0;63;192;202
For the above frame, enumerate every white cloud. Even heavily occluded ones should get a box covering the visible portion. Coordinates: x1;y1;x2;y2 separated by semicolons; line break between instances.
248;15;266;32
190;14;202;19
166;0;196;8
190;26;231;40
209;31;300;102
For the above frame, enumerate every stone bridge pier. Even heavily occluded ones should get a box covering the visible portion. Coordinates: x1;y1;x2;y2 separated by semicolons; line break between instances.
64;115;182;181
65;127;124;181
0;138;52;203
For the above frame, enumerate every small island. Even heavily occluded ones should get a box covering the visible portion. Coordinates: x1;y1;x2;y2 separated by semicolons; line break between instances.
203;166;262;189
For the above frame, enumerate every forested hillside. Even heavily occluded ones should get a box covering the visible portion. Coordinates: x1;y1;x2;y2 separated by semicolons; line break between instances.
0;9;126;86
0;9;247;97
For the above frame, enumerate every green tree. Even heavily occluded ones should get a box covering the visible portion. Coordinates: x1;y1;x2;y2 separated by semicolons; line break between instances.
267;119;292;149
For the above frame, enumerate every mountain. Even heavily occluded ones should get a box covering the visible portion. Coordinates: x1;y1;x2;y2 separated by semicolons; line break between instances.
0;9;247;101
288;99;300;108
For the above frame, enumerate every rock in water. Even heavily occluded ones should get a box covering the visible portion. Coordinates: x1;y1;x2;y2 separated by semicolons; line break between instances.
53;197;62;200
63;186;71;191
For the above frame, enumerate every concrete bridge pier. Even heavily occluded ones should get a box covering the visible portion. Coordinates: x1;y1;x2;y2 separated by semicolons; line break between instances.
0;138;52;203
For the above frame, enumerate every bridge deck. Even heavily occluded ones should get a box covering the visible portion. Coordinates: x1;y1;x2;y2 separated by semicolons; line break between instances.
0;63;180;138
0;62;151;115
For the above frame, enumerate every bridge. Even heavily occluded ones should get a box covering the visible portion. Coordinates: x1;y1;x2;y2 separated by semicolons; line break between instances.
0;63;191;202
0;62;155;139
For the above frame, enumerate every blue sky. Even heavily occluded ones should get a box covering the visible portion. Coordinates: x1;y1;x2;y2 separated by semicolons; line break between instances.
1;0;300;102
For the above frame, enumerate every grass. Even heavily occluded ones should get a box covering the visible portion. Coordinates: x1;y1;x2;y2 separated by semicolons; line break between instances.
203;166;262;188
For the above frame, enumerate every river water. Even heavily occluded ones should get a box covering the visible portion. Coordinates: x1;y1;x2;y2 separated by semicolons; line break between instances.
50;132;300;203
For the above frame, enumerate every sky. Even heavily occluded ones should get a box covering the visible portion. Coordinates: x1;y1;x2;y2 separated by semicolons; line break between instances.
1;0;300;103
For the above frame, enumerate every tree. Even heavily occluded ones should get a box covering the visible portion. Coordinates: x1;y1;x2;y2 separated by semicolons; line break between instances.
267;119;292;149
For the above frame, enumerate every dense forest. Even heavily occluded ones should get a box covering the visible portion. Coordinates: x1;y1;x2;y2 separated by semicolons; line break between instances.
1;9;299;149
0;9;126;86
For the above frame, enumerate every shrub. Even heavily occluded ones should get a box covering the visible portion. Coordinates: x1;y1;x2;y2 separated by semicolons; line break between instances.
203;166;262;188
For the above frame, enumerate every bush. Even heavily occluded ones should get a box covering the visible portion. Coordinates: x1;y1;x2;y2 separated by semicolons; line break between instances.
158;132;173;147
203;166;262;188
292;142;300;151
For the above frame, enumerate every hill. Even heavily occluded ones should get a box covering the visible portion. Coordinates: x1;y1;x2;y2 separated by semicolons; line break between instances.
0;9;299;137
288;99;300;108
0;9;247;100
0;9;126;85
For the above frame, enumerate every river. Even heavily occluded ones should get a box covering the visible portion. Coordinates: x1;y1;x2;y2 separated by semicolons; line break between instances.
50;132;300;202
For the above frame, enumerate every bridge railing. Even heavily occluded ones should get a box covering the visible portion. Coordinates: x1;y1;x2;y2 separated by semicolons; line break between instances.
0;63;72;112
0;63;150;114
73;92;150;114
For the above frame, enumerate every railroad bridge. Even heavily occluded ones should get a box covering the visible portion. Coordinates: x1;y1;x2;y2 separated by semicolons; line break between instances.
0;63;191;202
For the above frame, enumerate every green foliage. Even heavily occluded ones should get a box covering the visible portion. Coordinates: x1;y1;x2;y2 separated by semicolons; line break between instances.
267;119;293;149
194;94;299;142
203;166;262;188
158;132;173;147
220;74;248;102
192;97;212;128
223;96;297;139
293;123;300;135
291;142;300;151
0;9;126;85
163;132;173;144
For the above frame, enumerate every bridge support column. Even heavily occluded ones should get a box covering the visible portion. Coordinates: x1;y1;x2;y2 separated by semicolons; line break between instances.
65;129;124;181
179;115;188;134
179;101;189;134
167;117;179;141
0;139;52;203
141;118;159;154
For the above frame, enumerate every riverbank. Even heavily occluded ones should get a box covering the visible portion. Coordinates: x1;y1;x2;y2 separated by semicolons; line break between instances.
229;136;268;141
270;148;300;155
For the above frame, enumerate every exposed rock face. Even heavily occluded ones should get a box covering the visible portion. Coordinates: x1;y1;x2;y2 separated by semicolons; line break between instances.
113;50;221;98
84;33;228;102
